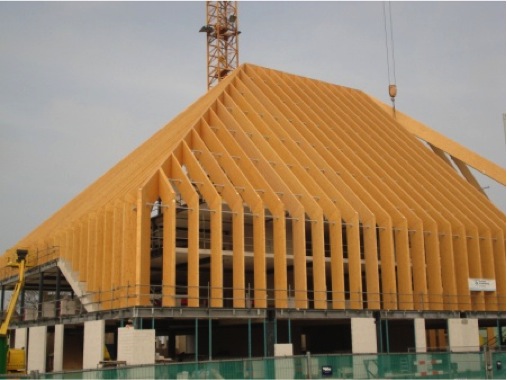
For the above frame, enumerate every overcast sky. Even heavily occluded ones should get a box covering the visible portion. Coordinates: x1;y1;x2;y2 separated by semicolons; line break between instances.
0;1;505;251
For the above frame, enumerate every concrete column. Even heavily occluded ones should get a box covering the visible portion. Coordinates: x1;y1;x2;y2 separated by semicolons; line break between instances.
448;318;480;352
351;317;377;353
117;327;155;365
27;326;47;373
14;328;27;349
83;320;105;369
53;324;64;372
414;318;427;352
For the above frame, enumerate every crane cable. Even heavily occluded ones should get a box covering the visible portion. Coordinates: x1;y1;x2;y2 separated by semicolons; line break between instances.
383;1;397;115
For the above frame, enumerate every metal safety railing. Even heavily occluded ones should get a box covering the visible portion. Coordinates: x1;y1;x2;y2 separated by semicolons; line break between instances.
5;280;506;325
80;282;506;312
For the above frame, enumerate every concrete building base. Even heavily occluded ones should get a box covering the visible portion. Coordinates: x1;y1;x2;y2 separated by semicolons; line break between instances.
448;318;480;352
117;327;155;365
414;318;427;352
351;317;377;353
27;326;47;373
83;320;105;369
53;324;64;372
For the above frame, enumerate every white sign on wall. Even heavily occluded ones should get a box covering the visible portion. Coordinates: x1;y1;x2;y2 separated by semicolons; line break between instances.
468;278;496;292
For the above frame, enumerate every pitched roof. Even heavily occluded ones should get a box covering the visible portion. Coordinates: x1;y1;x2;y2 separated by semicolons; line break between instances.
2;63;504;312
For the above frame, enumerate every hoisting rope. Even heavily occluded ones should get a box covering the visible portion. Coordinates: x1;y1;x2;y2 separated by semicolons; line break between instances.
383;1;397;115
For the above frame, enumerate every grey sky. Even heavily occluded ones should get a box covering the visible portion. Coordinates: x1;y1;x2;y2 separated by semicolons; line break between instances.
1;1;505;251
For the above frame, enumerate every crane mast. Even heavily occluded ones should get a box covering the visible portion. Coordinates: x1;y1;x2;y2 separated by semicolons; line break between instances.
199;1;240;89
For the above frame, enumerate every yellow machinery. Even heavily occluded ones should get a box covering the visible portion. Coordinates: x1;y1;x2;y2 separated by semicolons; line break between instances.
0;249;28;374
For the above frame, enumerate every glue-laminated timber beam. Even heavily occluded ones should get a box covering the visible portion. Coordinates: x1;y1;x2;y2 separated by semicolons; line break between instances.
479;231;499;311
73;222;87;304
101;205;114;309
93;210;104;303
226;84;335;309
71;223;81;275
209;108;291;308
428;143;498;310
302;85;417;310
235;76;366;311
223;91;327;308
282;72;440;308
330;86;482;310
2;63;504;316
381;101;503;253
371;94;505;230
158;167;177;308
165;155;201;307
215;101;308;308
263;68;417;310
239;68;367;309
122;193;137;308
299;73;441;310
351;91;502;310
87;214;98;297
473;231;498;311
243;67;390;309
285;76;416;310
87;212;99;300
53;231;64;264
136;171;160;306
62;227;72;264
191;130;246;308
198;119;268;308
452;225;473;310
178;141;224;307
370;96;506;186
340;83;498;312
428;143;487;197
111;200;124;310
492;230;506;309
81;216;91;283
326;83;456;308
451;156;488;197
467;229;486;310
359;93;504;308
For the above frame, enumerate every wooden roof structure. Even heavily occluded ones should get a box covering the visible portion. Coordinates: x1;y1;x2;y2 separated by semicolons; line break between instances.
1;63;505;313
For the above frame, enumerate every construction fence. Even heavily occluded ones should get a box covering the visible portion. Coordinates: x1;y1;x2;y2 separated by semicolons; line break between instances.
31;350;505;379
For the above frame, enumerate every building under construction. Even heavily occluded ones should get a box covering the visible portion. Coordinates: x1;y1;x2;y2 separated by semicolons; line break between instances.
0;63;505;372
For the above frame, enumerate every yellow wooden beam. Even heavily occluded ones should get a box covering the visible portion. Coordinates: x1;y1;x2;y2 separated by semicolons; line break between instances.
101;205;114;309
135;171;159;306
211;106;291;308
111;200;124;309
241;67;370;309
191;130;247;308
492;230;506;310
123;192;137;308
89;211;102;303
164;155;201;307
180;142;224;307
158;167;177;308
199;119;269;308
370;96;506;186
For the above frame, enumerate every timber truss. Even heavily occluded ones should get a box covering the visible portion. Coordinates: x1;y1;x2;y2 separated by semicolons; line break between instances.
1;64;504;317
